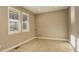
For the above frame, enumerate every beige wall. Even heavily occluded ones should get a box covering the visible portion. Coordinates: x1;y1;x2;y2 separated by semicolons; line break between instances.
36;9;68;39
0;6;35;51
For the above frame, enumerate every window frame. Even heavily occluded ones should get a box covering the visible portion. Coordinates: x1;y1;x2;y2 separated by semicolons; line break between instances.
22;12;30;32
8;7;21;35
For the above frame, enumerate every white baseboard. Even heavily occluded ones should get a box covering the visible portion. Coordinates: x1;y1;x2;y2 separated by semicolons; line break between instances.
36;37;69;41
2;37;36;52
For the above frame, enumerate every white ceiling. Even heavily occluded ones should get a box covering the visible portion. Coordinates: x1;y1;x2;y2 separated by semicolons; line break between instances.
23;6;69;14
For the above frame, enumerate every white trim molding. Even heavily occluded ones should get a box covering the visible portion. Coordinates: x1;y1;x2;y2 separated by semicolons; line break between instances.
2;37;36;52
36;37;69;41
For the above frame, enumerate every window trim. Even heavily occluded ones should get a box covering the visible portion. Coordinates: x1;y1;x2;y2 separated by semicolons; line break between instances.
8;7;21;35
22;12;30;32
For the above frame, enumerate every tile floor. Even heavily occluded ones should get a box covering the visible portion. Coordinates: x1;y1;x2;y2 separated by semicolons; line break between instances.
10;39;74;52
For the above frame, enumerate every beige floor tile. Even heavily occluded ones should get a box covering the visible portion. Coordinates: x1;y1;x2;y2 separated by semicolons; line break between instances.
9;39;74;52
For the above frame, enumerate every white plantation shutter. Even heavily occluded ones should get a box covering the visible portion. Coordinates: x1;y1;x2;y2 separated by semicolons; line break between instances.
70;35;76;48
22;12;30;32
8;7;21;34
77;38;79;51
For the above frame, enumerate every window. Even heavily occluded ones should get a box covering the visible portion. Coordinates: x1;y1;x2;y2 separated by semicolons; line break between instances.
8;7;21;34
22;12;30;32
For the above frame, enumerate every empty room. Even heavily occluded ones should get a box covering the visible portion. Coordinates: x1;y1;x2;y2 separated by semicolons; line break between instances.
0;6;79;52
